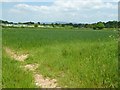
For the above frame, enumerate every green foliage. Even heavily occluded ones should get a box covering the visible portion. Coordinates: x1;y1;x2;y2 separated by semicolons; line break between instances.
2;51;35;88
97;22;105;29
51;23;55;27
93;22;105;30
34;24;38;27
2;28;118;88
105;21;118;28
1;20;119;29
61;24;65;27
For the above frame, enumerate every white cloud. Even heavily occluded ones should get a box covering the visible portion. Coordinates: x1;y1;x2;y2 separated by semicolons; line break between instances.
55;0;117;10
3;0;118;23
111;0;119;2
11;3;51;14
1;0;120;2
16;4;49;11
1;0;24;2
10;0;117;13
1;0;53;2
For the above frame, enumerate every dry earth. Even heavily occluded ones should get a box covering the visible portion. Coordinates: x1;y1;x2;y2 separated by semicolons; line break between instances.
4;47;60;88
4;47;28;62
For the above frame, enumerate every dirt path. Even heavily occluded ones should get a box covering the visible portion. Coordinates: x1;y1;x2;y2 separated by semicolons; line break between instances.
4;47;60;88
4;47;28;62
34;74;58;88
23;63;59;88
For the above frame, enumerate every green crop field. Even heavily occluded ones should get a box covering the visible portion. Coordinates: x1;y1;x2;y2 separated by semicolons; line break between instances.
2;28;118;88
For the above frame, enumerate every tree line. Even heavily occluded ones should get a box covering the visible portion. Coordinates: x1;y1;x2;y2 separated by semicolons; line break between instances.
0;20;119;30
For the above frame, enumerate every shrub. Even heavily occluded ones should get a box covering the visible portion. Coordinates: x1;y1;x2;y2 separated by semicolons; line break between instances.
93;22;105;30
34;24;38;27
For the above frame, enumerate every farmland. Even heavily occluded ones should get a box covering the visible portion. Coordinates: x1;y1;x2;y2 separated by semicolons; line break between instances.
2;28;118;88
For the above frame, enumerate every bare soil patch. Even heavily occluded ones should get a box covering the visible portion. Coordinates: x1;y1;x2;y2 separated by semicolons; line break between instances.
24;64;39;71
4;47;60;88
22;63;60;88
4;47;28;62
23;64;60;88
34;74;59;88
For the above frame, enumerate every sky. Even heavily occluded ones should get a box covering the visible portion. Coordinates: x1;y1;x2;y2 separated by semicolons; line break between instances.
0;0;119;23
